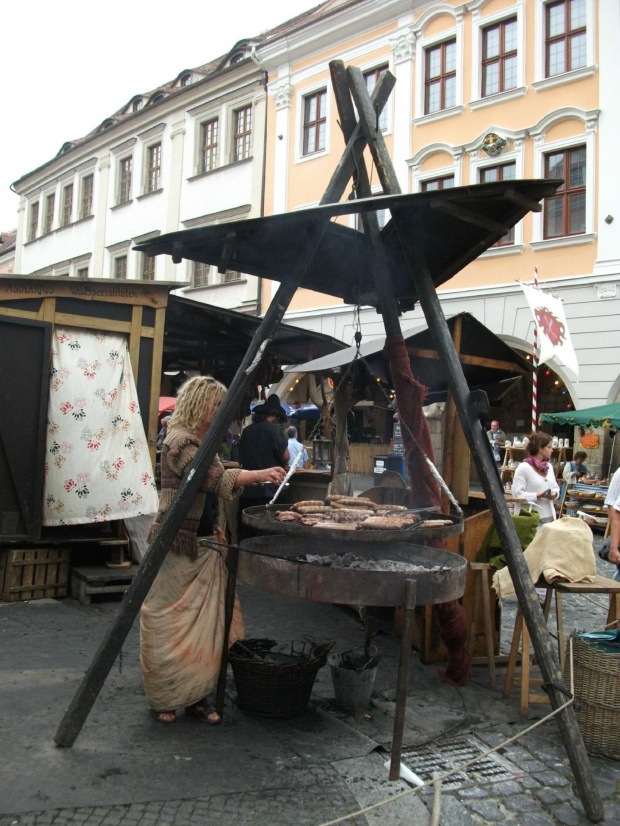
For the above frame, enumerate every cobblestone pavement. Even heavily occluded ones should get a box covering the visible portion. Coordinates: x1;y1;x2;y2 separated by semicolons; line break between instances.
1;523;618;826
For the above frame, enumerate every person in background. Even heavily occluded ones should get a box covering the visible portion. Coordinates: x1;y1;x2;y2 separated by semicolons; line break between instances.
141;376;286;725
237;394;289;539
286;425;309;469
512;431;560;530
604;470;620;581
562;450;589;496
487;419;507;470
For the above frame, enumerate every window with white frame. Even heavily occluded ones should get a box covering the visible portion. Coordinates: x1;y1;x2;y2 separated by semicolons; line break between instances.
146;143;162;193
44;193;55;234
80;174;94;219
480;162;517;244
114;255;128;280
363;65;390;132
545;0;586;77
76;266;89;279
425;39;456;115
233;106;252;162
302;89;327;156
61;183;73;227
543;145;586;238
118;156;133;204
470;4;525;108
531;113;596;248
421;175;455;191
533;0;594;88
193;261;209;287
28;201;39;242
224;269;241;282
201;119;219;172
141;254;155;280
482;17;517;97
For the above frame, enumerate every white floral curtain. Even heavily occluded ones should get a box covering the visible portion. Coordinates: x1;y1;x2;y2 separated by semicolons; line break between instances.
42;327;159;526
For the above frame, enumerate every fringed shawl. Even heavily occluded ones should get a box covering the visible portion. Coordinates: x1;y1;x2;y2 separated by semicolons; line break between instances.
148;427;242;558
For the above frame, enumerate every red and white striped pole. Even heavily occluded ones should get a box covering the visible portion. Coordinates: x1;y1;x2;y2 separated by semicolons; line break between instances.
531;267;539;432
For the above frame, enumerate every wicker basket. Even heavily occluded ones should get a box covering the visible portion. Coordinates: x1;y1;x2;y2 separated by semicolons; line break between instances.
229;638;334;718
564;633;620;760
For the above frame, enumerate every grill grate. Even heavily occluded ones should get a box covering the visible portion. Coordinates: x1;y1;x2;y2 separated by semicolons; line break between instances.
401;736;517;791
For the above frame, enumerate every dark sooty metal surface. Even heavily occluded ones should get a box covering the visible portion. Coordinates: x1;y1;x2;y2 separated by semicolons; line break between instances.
237;536;467;607
241;505;463;542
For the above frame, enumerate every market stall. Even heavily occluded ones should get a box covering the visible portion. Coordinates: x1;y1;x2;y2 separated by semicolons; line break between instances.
53;60;603;821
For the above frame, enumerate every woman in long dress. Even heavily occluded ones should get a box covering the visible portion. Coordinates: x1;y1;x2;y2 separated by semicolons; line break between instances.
141;376;286;723
512;431;559;530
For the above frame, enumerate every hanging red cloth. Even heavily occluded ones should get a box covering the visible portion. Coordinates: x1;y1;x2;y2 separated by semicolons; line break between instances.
383;335;471;686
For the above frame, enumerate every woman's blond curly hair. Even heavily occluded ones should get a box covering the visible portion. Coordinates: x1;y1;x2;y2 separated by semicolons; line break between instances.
167;375;227;434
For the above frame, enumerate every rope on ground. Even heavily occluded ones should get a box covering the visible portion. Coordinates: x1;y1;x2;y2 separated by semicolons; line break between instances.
314;639;577;826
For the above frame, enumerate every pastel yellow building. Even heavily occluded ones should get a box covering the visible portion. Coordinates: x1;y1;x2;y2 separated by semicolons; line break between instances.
257;0;619;414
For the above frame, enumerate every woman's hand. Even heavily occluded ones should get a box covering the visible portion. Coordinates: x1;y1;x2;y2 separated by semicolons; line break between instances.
255;467;287;486
236;467;287;487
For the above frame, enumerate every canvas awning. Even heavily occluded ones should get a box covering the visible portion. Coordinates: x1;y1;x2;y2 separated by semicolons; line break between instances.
284;312;530;403
163;293;347;387
541;403;620;429
136;181;560;313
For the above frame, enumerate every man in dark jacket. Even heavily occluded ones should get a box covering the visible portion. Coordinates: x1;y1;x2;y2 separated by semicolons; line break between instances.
238;394;289;539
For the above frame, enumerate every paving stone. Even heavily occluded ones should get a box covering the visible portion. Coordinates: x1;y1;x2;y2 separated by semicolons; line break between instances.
549;803;589;826
502;792;540;813
603;802;620;823
487;780;522;795
534;786;569;805
516;812;556;826
457;786;488;799
466;799;505;822
438;795;476;826
517;775;541;790
536;769;571;787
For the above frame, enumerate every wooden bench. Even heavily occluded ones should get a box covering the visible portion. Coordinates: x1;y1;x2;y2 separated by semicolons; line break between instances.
71;565;138;605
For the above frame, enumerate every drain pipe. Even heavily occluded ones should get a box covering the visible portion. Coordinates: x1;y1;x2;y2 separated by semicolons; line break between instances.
250;44;269;316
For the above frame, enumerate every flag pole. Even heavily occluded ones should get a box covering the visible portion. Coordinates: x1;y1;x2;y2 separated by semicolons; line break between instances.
532;267;539;432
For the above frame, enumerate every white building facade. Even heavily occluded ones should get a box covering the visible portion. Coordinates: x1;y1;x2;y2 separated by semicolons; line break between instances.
12;45;268;313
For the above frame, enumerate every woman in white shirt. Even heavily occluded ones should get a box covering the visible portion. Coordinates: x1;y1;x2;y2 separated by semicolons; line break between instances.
512;431;560;528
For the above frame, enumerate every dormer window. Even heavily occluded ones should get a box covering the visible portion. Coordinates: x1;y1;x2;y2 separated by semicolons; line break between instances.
132;98;143;112
180;73;192;87
150;93;165;106
99;119;115;132
230;52;245;65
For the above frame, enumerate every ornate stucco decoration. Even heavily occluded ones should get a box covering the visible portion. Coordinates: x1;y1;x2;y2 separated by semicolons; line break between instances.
389;27;415;64
481;132;508;156
269;80;294;111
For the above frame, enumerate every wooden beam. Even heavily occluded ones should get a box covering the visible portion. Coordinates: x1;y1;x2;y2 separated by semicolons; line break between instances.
406;346;528;375
0;307;38;320
148;307;166;468
430;199;510;235
39;298;56;323
54;313;133;334
129;306;143;380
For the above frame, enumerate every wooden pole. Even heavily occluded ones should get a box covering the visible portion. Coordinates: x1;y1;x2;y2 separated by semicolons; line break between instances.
54;222;330;748
340;59;603;822
389;579;417;780
392;251;604;822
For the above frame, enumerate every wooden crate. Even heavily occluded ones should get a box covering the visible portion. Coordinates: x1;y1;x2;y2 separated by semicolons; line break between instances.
0;547;70;602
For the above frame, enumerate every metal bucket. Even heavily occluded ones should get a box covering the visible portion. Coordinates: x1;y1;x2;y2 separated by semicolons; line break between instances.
329;646;380;712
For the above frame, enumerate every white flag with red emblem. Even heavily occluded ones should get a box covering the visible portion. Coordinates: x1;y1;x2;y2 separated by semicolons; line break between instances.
520;281;579;379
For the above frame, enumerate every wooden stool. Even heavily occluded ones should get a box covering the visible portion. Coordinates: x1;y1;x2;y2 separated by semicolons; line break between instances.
71;565;137;605
504;575;620;716
468;562;497;687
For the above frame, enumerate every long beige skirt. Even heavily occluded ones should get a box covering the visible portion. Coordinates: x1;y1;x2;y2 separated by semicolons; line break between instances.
140;539;244;712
